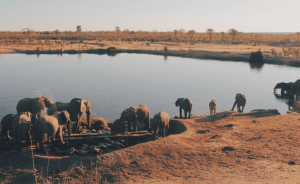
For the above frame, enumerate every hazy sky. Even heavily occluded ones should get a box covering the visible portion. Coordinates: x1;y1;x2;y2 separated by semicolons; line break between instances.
1;0;299;32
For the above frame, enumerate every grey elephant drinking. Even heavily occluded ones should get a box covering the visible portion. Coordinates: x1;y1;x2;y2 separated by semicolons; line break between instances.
231;93;246;113
175;98;193;119
47;98;92;134
111;104;150;135
288;79;300;100
16;96;54;119
33;110;71;151
152;111;170;138
273;82;293;95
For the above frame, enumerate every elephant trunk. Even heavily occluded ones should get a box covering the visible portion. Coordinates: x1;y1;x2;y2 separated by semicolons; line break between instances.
87;112;91;129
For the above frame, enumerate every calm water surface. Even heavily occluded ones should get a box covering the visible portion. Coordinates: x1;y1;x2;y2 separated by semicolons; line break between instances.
0;53;298;121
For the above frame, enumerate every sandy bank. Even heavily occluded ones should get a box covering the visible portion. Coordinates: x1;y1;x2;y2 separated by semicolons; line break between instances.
1;41;300;67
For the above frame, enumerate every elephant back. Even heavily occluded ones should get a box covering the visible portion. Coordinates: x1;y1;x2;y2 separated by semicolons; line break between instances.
47;102;69;115
134;104;150;120
35;116;59;136
154;111;169;126
209;100;217;108
182;98;193;110
16;97;46;114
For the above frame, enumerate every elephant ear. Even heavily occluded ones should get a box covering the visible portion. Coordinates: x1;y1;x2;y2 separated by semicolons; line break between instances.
175;98;182;106
80;100;87;115
61;111;70;123
35;97;46;110
44;98;54;107
84;100;91;113
128;107;137;119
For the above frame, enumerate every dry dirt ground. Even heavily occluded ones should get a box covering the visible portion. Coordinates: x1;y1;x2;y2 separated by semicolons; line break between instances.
0;41;290;54
1;110;300;183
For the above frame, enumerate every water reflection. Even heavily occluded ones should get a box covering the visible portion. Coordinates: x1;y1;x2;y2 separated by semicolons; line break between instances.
273;92;294;111
164;55;168;61
107;53;117;57
248;62;264;70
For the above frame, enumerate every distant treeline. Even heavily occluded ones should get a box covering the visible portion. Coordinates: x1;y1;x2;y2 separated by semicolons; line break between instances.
1;28;300;47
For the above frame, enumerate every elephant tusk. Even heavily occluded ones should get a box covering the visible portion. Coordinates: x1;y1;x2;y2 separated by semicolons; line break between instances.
90;113;96;116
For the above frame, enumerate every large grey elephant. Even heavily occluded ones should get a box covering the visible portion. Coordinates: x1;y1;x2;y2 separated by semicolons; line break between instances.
288;79;300;100
111;104;150;135
33;110;71;151
11;112;33;152
175;98;193;119
16;97;54;119
209;99;217;115
152;111;170;138
274;82;293;95
231;93;246;113
47;98;92;134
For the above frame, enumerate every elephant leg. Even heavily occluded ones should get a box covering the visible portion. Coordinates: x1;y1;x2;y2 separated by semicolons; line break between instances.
74;114;81;133
26;130;31;146
133;120;138;132
35;134;39;149
231;101;237;111
188;108;192;118
5;130;12;140
146;116;151;132
238;105;242;113
0;131;4;141
39;134;45;152
58;126;65;145
184;110;187;119
127;121;131;132
67;121;71;136
162;126;166;137
179;107;182;118
281;89;284;95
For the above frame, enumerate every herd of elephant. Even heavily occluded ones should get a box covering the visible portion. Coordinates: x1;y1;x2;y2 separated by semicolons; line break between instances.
0;93;247;152
273;79;300;111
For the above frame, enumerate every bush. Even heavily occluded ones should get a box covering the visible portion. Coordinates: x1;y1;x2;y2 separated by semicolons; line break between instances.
249;51;264;63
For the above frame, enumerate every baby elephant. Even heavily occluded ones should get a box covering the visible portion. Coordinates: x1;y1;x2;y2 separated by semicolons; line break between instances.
209;100;217;115
152;111;170;138
175;98;193;118
110;119;126;135
33;110;71;151
231;93;246;113
11;112;33;152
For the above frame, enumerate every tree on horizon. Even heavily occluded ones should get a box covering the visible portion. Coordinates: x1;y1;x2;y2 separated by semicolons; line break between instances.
206;28;214;42
228;29;238;42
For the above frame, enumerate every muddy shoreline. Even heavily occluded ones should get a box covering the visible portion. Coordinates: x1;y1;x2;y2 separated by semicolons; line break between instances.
3;48;300;67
